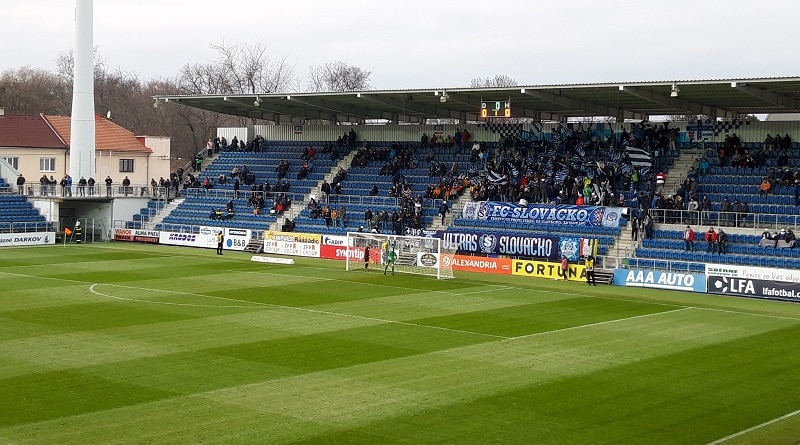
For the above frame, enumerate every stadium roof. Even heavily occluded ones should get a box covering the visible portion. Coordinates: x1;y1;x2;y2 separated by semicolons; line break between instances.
154;77;800;124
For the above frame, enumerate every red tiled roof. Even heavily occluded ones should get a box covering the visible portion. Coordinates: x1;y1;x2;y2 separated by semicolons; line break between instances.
0;115;67;149
45;115;152;154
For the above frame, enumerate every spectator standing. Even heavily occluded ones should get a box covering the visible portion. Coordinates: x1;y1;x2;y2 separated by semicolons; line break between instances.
16;174;25;195
643;213;654;240
683;226;695;251
105;176;113;196
439;201;450;224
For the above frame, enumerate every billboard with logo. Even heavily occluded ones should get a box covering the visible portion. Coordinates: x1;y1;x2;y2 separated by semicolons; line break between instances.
416;252;440;268
705;264;800;301
440;230;560;260
132;229;160;244
461;202;624;228
159;231;217;249
114;228;134;241
225;228;252;251
262;231;321;258
441;254;512;275
613;269;706;293
511;259;586;282
0;232;56;247
115;228;160;244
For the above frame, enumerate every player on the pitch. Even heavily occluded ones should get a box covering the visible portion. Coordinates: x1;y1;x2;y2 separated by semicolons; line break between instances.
383;240;397;275
364;244;371;271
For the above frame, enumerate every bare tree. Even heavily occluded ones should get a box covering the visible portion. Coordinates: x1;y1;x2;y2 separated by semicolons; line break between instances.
179;41;297;95
0;66;70;115
469;74;518;88
307;61;372;92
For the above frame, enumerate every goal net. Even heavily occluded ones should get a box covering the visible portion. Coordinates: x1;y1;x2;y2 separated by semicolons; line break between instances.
345;232;455;279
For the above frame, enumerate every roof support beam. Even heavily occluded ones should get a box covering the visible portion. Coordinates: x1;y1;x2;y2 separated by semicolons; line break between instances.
732;82;800;112
356;93;437;117
618;85;736;119
521;89;619;119
284;96;371;121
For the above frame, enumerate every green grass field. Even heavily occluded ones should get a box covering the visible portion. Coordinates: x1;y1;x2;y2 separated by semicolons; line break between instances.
2;243;800;444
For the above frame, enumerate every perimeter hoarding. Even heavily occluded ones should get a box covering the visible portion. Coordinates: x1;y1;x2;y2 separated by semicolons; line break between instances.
224;228;252;251
511;259;587;281
159;231;217;249
114;228;159;244
263;230;321;258
0;232;56;247
441;255;512;275
705;264;800;302
613;269;706;293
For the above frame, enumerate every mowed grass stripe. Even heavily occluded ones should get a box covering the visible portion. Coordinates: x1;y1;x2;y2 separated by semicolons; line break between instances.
0;368;179;428
0;394;333;445
183;308;795;439
406;297;676;338
297;323;800;445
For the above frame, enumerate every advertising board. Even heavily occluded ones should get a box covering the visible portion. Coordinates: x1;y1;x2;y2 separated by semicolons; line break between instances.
0;232;56;247
613;269;706;293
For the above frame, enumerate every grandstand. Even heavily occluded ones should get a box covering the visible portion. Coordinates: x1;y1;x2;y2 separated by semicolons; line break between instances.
134;124;800;273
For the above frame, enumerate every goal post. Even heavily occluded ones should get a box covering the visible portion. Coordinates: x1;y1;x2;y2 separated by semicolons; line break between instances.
345;232;455;279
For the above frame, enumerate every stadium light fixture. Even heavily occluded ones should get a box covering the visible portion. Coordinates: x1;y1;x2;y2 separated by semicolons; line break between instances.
670;83;680;98
254;96;261;106
440;91;449;103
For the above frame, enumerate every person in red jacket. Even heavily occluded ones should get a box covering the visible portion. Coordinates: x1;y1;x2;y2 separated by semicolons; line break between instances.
706;227;718;253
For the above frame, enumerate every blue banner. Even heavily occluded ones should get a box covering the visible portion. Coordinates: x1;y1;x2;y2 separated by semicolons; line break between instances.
613;269;707;293
439;230;560;260
461;202;624;228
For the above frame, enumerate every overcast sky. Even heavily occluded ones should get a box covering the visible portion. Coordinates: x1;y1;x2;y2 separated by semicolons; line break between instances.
3;0;800;91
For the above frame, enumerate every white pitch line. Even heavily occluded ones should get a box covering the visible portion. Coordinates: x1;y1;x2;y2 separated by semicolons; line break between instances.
506;307;694;340
690;305;800;322
453;286;514;296
706;407;800;445
87;281;509;340
89;284;256;309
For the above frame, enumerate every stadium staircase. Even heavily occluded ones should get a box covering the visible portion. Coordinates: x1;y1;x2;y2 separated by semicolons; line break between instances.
243;239;263;253
146;198;183;229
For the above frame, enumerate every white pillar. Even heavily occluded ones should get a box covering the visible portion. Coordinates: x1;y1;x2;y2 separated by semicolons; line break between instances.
69;0;96;180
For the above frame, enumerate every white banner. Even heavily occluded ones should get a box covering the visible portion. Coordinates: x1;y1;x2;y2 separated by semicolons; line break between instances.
416;252;440;268
0;231;56;247
705;264;800;284
322;235;348;246
225;228;252;251
159;231;217;249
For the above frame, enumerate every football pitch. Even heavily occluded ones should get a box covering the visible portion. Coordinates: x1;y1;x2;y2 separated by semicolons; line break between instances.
2;243;800;444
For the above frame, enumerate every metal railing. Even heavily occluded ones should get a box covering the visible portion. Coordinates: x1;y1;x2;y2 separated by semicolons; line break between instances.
645;208;800;231
15;184;173;199
0;221;59;233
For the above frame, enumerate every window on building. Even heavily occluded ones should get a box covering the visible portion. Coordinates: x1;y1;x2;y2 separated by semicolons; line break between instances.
39;157;56;172
119;159;134;172
3;157;19;170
